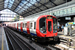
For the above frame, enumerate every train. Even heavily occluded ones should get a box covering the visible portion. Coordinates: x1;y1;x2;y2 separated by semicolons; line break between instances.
7;15;59;42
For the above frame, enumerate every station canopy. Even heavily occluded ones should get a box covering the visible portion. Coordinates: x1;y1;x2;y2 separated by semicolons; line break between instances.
0;0;71;17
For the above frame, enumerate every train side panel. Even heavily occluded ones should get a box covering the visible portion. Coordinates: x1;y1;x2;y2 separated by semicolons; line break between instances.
23;21;27;33
22;20;37;36
29;21;37;36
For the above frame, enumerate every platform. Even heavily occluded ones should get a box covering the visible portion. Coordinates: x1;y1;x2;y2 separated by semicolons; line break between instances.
58;31;64;36
0;27;9;50
58;31;75;49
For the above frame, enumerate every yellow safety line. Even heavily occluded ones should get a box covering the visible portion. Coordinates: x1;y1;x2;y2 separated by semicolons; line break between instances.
1;28;4;50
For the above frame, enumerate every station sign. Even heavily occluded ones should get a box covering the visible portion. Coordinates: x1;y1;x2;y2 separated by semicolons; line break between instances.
68;22;73;24
68;22;75;24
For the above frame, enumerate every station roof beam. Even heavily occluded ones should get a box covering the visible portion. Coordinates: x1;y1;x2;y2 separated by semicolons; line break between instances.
0;0;4;11
0;0;72;17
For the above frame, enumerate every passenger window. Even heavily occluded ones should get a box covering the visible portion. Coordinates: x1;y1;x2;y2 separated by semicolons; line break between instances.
34;22;36;29
23;23;24;28
25;23;27;28
30;23;32;29
19;23;20;27
18;24;19;27
20;23;21;27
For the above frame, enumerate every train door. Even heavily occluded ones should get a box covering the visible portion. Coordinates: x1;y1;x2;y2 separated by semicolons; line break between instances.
33;22;36;36
21;22;23;32
46;16;53;36
18;23;21;31
30;21;36;36
27;21;30;34
17;23;18;30
15;23;17;29
22;22;25;32
30;22;33;34
23;22;27;33
25;22;27;33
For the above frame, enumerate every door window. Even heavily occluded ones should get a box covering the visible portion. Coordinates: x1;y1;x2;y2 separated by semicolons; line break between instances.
48;21;51;31
34;22;36;29
39;17;46;33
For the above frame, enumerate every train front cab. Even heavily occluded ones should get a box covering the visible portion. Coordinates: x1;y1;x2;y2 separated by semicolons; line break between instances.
36;15;58;42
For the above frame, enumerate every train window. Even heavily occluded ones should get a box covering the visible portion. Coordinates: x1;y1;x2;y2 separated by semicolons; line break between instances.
23;23;24;28
30;23;32;29
53;18;57;33
18;23;19;27
20;23;21;27
19;23;20;27
25;23;27;28
39;17;46;33
48;21;51;31
34;22;36;29
14;24;15;27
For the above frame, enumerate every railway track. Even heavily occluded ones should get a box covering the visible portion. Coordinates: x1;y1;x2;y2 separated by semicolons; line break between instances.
36;42;60;50
4;27;35;50
4;27;61;50
45;45;60;50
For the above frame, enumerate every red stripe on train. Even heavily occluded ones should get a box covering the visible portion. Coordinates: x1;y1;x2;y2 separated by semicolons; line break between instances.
21;22;23;32
27;21;30;34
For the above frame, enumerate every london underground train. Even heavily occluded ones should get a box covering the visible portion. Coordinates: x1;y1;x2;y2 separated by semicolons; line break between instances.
7;15;59;42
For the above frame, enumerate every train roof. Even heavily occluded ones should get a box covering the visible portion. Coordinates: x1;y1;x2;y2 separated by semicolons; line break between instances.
24;15;56;22
11;15;56;23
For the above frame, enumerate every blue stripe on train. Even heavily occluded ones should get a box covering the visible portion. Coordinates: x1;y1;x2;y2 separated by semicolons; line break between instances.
18;29;37;36
23;30;37;36
23;31;27;33
19;29;21;31
30;33;37;36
